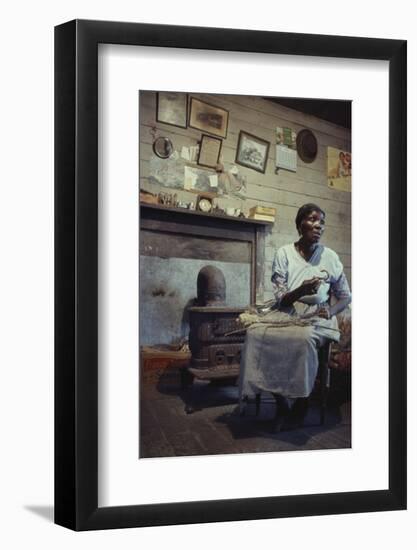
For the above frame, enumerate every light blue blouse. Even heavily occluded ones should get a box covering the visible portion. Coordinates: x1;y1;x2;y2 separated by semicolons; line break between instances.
272;243;351;308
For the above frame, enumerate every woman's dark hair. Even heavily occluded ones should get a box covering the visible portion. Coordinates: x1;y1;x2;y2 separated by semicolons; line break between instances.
295;203;325;232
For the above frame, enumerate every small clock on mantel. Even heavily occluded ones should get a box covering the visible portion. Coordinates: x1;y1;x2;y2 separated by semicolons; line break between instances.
196;195;214;213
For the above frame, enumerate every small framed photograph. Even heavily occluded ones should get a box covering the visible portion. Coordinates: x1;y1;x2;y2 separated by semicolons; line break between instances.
197;134;222;168
156;91;187;128
236;130;270;173
189;97;229;138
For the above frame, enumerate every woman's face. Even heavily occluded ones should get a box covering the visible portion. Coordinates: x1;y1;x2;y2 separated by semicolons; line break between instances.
299;209;325;243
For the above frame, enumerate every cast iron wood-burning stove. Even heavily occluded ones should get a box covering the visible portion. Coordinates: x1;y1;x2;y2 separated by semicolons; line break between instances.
187;265;245;381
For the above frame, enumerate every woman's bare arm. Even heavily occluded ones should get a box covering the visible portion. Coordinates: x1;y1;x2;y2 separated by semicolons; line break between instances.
330;296;351;317
280;277;322;308
317;296;351;319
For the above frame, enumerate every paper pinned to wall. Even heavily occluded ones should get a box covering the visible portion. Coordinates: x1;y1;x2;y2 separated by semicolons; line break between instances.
276;126;297;172
184;166;198;189
209;175;218;188
184;165;214;192
180;145;199;163
327;146;352;192
189;146;199;163
181;146;190;161
276;144;297;172
276;126;297;149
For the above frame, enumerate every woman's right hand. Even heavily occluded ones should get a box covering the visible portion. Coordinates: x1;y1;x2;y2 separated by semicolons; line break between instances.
300;277;322;295
280;277;322;308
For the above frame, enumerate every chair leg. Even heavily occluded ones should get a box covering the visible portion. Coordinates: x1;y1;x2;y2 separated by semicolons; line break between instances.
320;390;327;425
255;393;261;416
272;394;289;433
285;397;309;430
239;395;248;417
318;341;332;425
320;362;331;425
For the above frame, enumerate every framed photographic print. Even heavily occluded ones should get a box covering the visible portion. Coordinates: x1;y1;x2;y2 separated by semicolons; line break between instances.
156;91;188;128
236;130;270;173
189;97;229;138
55;20;406;531
197;134;222;168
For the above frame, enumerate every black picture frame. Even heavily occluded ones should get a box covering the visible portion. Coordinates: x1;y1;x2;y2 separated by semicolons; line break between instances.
156;91;188;129
235;130;271;173
55;20;407;531
189;96;229;138
197;134;223;168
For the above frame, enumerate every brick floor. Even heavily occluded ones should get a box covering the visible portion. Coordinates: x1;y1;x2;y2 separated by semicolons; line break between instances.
139;372;351;458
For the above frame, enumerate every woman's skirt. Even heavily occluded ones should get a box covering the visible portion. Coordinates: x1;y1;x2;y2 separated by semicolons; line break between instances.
238;319;339;400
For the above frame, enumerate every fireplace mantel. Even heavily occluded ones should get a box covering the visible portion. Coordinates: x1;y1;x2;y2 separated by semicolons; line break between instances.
140;202;272;227
140;202;270;304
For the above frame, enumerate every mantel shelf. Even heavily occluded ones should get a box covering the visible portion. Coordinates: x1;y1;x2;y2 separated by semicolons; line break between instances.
140;202;273;227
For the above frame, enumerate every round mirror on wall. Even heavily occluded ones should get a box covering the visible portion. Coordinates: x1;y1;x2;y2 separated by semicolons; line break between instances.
153;136;174;159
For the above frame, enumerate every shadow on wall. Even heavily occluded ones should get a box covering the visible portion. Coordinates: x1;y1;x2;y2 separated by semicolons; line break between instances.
140;257;250;346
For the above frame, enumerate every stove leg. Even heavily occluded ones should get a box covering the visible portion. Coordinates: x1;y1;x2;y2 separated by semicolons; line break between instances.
180;367;193;390
180;367;196;414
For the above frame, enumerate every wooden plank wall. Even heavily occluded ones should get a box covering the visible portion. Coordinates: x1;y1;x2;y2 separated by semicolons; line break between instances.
139;91;351;301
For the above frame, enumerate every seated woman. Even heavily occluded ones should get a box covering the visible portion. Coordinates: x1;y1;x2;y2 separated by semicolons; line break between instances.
239;203;351;430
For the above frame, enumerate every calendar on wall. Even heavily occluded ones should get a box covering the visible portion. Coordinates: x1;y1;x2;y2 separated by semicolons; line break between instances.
276;144;297;172
275;126;297;172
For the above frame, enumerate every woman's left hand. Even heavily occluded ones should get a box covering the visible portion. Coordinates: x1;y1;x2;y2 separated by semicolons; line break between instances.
317;305;331;319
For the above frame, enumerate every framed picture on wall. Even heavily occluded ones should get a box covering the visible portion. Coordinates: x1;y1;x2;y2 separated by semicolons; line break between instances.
156;91;188;128
235;130;270;173
189;97;229;138
55;20;406;531
197;134;222;168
